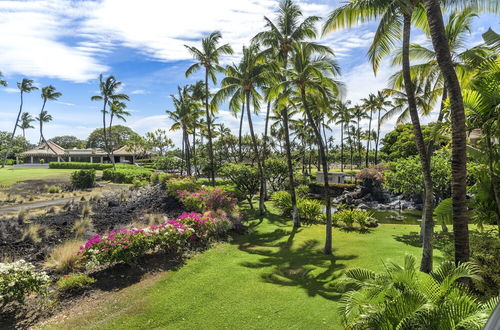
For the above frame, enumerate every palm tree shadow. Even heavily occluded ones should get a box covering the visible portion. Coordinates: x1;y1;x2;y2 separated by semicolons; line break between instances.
235;220;357;301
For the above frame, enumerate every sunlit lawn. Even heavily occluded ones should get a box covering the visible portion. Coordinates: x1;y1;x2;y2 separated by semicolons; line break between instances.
0;168;77;186
40;203;443;330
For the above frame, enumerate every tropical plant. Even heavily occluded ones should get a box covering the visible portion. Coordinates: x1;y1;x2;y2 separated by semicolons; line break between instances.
339;254;497;329
220;163;259;209
2;78;38;168
185;31;233;185
18;112;35;140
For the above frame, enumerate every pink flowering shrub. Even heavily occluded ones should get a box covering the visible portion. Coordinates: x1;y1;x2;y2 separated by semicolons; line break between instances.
178;187;237;213
166;177;200;198
79;212;232;269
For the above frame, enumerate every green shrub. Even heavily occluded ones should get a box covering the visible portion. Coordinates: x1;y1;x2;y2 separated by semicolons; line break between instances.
296;184;309;198
71;169;96;189
103;168;151;184
271;191;293;216
153;156;183;172
166;177;201;197
220;163;259;209
47;185;62;194
5;159;16;166
50;162;113;170
332;209;371;228
56;274;95;294
264;157;289;192
297;198;324;223
0;260;50;305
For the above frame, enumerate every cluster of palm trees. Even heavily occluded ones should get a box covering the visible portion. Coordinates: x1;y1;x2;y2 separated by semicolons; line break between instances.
174;0;498;272
1;77;62;167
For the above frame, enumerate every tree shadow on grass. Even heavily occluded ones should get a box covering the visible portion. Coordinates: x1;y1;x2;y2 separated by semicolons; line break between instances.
393;231;454;252
236;222;357;301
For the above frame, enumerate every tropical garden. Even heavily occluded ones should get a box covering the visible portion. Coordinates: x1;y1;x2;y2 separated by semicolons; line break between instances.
0;0;499;328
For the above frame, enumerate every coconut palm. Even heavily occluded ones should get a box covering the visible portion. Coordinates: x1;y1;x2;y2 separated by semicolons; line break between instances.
185;31;233;185
332;100;353;172
339;254;497;329
108;99;130;162
253;0;321;228
323;0;435;273
18;112;35;140
0;72;7;87
361;93;378;168
212;45;268;215
351;105;366;168
2;78;38;168
91;75;129;169
38;85;62;158
276;41;342;255
188;81;206;176
373;91;392;164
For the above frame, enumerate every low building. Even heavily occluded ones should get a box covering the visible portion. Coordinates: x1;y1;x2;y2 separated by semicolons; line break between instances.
316;171;346;184
19;141;151;164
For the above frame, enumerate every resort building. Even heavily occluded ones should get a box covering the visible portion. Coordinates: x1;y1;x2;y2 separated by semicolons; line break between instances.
316;171;346;184
18;141;150;164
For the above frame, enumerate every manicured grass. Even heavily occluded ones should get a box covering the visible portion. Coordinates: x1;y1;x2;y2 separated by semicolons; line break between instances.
0;168;77;186
41;204;443;330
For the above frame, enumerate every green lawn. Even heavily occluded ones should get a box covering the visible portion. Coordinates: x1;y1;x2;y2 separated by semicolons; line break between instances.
0;168;78;186
41;206;442;330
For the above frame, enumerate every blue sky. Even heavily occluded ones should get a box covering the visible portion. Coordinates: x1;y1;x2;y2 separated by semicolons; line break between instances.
0;0;497;147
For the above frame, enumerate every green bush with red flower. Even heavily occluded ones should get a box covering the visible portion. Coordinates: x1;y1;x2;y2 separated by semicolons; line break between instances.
177;187;237;213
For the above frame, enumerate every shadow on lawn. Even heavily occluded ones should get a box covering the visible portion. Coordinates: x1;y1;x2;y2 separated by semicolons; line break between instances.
393;231;453;251
237;213;357;301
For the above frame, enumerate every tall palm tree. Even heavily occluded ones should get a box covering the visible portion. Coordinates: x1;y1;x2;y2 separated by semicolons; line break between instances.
361;93;378;168
332;100;352;172
212;45;268;215
108;99;130;162
373;91;392;164
91;75;129;169
278;42;342;255
351;105;366;168
188;81;206;176
324;1;435;273
2;78;38;168
39;85;62;158
18;112;35;140
185;31;233;185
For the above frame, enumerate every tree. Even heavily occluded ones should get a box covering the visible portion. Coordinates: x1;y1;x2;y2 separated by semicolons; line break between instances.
253;0;321;228
361;93;378;167
351;105;367;168
278;42;342;254
38;85;62;158
373;91;392;164
108;99;130;164
2;78;38;168
324;0;435;273
18;112;35;140
212;44;268;215
185;31;233;185
339;254;497;329
187;81;206;176
91;75;130;169
145;129;173;157
332;100;353;172
86;125;139;151
49;136;85;149
0;131;30;161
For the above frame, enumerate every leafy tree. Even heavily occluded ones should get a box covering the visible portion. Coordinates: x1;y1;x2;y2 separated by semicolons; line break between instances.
339;254;497;329
49;136;86;149
86;125;139;151
264;157;289;192
2;78;38;168
381;124;449;160
17;112;35;140
145;129;173;157
185;31;233;185
0;131;31;160
220;163;259;209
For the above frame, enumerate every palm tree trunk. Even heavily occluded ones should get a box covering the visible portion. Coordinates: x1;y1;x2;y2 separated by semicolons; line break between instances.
245;91;265;215
181;133;185;176
39;99;60;160
322;120;329;171
192;128;198;177
402;13;434;273
263;100;271;199
357;118;362;168
301;88;332;254
2;91;24;168
184;130;191;176
238;101;245;162
365;109;373;167
340;122;344;172
102;99;115;169
374;108;382;164
423;0;470;265
204;69;215;185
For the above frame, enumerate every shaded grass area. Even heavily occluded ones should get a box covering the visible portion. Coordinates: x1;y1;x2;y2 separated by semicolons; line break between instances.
0;168;77;186
40;205;442;330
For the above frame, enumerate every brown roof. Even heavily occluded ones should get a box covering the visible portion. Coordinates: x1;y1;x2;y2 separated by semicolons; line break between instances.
113;145;154;156
21;142;152;157
21;141;66;156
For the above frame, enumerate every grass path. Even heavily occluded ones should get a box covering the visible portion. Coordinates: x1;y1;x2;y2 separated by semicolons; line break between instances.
40;208;441;329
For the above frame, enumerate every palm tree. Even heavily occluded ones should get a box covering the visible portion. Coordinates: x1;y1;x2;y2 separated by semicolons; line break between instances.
91;75;129;169
373;91;392;164
108;99;130;162
185;31;233;185
0;72;7;87
253;0;321;228
18;112;35;140
350;105;366;168
2;78;38;168
324;2;436;272
332;100;352;172
361;93;378;168
339;254;497;329
212;45;268;215
39;85;62;158
278;42;342;255
188;81;206;176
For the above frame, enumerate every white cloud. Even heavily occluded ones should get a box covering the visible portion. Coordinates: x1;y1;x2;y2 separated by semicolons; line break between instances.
131;89;148;95
2;87;18;93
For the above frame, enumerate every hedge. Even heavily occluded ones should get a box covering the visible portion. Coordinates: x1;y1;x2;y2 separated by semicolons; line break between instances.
49;162;113;170
102;168;152;184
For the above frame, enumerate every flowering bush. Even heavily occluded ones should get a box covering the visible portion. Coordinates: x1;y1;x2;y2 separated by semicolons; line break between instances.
0;260;50;306
178;188;237;213
166;177;200;197
79;212;232;269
